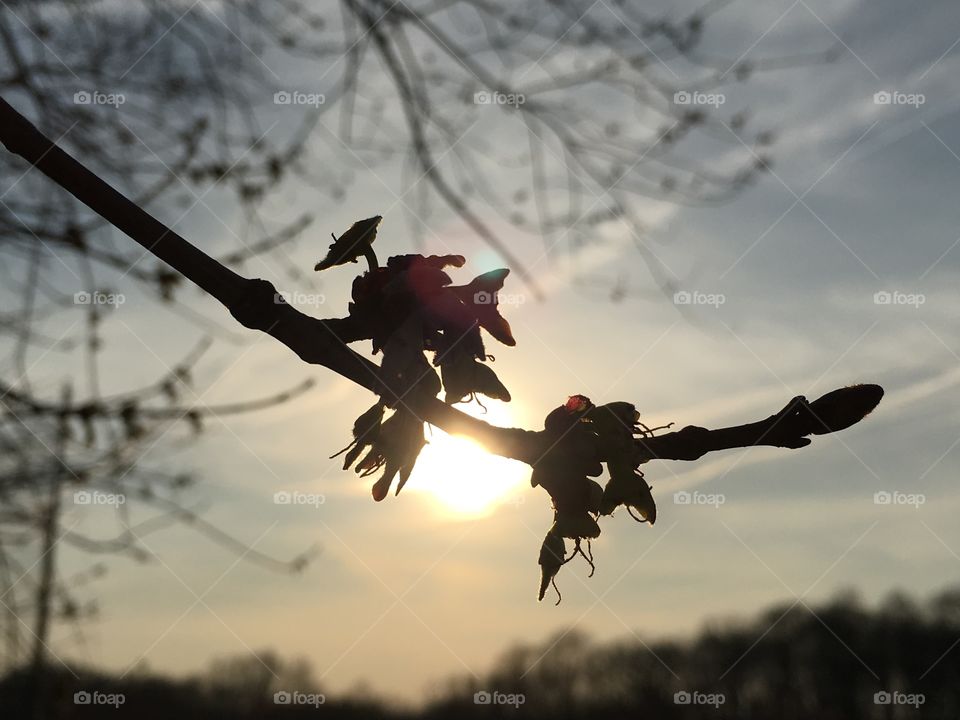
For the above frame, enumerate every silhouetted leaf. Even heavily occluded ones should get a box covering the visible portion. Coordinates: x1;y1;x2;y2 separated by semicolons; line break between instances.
314;215;382;271
600;462;656;523
334;402;385;470
439;352;510;404
449;269;516;346
358;409;426;500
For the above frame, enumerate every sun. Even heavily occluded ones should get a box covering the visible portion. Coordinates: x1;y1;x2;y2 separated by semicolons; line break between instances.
406;401;529;518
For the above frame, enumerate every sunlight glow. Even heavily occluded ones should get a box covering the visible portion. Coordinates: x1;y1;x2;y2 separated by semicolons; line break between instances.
406;402;529;518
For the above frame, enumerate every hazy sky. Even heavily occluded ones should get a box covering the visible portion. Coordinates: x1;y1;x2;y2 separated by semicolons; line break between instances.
9;0;960;705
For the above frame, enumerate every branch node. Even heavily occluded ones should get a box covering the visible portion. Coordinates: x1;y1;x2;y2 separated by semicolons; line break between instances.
229;278;282;332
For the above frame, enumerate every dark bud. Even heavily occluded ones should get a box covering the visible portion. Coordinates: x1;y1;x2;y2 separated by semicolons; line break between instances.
440;352;510;404
600;461;656;523
538;526;566;602
543;395;592;432
802;384;884;435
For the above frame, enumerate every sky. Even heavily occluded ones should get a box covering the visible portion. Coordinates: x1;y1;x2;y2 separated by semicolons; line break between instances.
6;0;960;706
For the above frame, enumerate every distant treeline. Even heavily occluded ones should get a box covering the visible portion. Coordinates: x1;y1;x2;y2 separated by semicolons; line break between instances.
4;585;959;719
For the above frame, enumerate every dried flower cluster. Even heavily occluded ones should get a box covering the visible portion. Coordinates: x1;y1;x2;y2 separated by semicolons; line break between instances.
315;218;680;603
314;218;883;605
320;218;516;500
532;395;674;604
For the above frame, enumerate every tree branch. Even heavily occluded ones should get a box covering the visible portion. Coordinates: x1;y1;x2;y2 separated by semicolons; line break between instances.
0;96;537;461
0;96;880;472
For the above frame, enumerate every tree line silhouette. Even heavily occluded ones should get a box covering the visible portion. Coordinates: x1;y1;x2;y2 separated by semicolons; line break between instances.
2;583;957;718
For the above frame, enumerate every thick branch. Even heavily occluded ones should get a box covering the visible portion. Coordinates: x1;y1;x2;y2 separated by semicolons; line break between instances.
635;389;883;463
0;97;533;461
0;97;879;471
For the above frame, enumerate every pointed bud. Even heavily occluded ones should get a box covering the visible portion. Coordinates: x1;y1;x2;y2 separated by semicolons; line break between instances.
803;384;883;435
537;527;566;602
